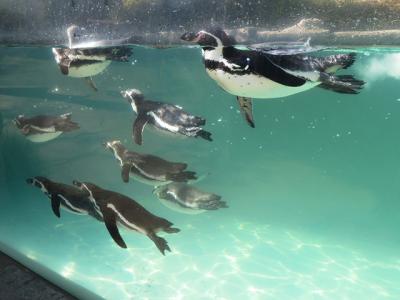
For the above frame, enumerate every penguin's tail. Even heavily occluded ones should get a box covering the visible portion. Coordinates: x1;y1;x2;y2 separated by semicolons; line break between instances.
196;130;213;142
148;233;171;256
198;195;228;210
322;53;357;73
107;46;133;62
166;171;197;182
318;73;365;94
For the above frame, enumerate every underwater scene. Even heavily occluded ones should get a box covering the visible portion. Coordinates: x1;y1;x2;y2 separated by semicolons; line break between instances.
1;40;400;299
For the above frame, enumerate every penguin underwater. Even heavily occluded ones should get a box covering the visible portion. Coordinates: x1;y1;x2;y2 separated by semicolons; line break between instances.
121;89;212;145
181;28;365;127
26;176;103;221
73;180;180;255
153;182;227;215
52;25;132;91
104;140;197;185
13;113;79;143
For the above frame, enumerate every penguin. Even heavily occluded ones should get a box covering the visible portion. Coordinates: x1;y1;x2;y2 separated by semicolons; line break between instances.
26;176;103;221
153;183;227;214
13;113;79;143
121;89;212;145
104;140;197;185
52;25;133;91
72;180;180;255
181;28;365;127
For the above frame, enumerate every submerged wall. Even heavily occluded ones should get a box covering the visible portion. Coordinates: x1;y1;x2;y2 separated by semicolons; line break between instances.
1;0;400;46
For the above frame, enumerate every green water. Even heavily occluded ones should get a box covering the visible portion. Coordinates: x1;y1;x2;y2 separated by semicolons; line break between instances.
0;46;400;299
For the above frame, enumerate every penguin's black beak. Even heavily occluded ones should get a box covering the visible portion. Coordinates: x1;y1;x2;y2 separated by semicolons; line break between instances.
181;32;199;42
26;178;33;185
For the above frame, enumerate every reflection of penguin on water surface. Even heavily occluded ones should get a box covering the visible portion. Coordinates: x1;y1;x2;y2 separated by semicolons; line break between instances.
73;180;180;255
13;113;79;143
121;89;212;145
27;177;103;221
52;25;132;91
154;182;227;214
104;140;197;185
182;28;365;127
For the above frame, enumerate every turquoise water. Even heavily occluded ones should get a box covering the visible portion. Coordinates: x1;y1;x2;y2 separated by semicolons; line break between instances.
1;46;400;299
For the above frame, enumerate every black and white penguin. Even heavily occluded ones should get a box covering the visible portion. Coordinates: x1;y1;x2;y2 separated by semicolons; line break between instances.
121;89;212;145
13;113;79;143
26;176;103;221
72;180;180;255
52;25;132;91
153;182;227;215
104;140;197;185
181;28;365;127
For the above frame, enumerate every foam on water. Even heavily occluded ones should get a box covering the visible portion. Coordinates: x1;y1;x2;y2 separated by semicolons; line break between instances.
0;46;400;299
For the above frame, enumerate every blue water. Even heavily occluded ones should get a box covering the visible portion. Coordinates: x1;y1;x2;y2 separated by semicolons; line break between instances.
1;46;400;299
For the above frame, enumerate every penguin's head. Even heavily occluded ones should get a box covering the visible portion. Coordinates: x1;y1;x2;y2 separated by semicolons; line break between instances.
103;140;123;154
72;180;97;196
13;115;25;128
152;185;170;199
181;28;235;47
121;89;144;113
26;176;51;195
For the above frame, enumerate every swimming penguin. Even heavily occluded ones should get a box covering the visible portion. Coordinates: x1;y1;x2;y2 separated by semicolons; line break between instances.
181;28;365;127
26;176;103;221
13;113;79;143
153;183;227;214
52;25;132;91
104;140;197;185
72;180;180;255
121;89;212;145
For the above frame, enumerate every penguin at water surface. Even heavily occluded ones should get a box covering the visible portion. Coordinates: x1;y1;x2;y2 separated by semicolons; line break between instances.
121;89;212;145
73;180;180;255
181;28;365;127
13;113;79;143
52;25;132;91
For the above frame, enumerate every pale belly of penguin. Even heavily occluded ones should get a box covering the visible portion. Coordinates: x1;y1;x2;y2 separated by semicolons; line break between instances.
26;131;63;143
207;69;320;99
68;60;111;78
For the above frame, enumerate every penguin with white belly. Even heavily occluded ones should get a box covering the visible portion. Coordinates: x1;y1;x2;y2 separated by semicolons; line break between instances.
13;113;79;143
52;25;132;91
121;89;212;145
73;180;180;255
181;28;365;127
104;140;197;185
153;183;227;215
26;176;103;221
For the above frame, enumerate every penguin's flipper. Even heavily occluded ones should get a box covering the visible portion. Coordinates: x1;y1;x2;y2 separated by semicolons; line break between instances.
132;115;148;145
121;164;131;183
84;77;98;92
318;73;365;94
51;194;62;218
147;232;171;255
237;96;255;128
101;204;127;249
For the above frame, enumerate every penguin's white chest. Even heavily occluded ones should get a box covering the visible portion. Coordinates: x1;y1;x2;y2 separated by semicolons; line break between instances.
26;131;63;143
206;68;319;99
68;60;111;78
